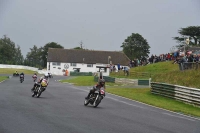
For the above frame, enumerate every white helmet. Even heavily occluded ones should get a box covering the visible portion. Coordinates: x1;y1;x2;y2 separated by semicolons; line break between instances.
44;73;49;79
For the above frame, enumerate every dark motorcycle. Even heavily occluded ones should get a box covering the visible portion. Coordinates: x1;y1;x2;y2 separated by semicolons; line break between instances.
84;87;105;107
32;75;37;82
20;75;24;83
32;80;47;98
48;73;53;78
13;73;19;77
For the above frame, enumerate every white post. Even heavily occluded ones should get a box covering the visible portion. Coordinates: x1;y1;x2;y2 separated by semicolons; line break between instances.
149;78;151;88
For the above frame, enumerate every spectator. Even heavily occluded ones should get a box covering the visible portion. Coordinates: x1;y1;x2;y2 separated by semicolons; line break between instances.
117;63;121;71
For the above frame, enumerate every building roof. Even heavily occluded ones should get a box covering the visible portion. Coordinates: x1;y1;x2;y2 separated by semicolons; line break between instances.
47;48;130;65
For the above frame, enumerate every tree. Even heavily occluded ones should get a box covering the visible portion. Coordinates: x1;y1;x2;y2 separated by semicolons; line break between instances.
14;45;24;65
41;42;64;67
173;26;200;47
73;47;83;49
26;45;42;67
121;33;150;60
0;35;23;64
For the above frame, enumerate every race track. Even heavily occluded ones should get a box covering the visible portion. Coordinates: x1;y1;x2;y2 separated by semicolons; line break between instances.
0;75;199;133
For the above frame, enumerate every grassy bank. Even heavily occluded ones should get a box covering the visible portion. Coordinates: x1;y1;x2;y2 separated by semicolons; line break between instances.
60;76;200;117
0;68;38;75
110;61;200;89
0;76;8;82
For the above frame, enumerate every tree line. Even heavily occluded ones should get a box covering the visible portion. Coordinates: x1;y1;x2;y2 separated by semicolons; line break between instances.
0;35;63;68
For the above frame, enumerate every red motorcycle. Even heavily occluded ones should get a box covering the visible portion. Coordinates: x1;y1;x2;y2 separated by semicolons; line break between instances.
84;87;105;107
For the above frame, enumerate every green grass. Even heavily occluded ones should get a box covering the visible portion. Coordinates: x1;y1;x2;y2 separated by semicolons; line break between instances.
60;76;121;86
106;88;200;117
0;76;8;82
0;68;38;75
110;61;178;79
110;61;200;89
60;76;200;117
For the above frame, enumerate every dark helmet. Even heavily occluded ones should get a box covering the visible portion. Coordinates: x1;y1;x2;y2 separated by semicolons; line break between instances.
99;79;105;86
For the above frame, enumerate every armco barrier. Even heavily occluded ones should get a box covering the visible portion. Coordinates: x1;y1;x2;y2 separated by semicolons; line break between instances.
115;78;138;85
70;72;92;76
138;80;149;86
94;76;115;83
151;82;200;106
94;76;150;86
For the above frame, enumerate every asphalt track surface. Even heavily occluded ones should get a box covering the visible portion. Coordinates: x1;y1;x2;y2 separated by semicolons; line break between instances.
0;75;199;133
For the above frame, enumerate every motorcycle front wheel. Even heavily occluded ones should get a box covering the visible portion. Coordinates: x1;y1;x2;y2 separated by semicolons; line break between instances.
36;88;42;98
93;96;102;108
84;99;90;106
32;93;35;97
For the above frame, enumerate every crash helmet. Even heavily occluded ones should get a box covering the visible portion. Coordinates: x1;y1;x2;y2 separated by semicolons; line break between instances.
99;79;105;86
44;73;49;79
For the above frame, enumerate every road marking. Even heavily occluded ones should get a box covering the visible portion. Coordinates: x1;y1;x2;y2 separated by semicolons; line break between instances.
105;91;200;121
0;80;6;84
67;85;200;121
106;96;144;108
162;113;196;122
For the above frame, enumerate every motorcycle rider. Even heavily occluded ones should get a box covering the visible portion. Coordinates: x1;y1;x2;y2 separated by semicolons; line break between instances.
85;78;106;100
32;73;37;81
14;70;19;76
19;72;24;81
31;73;49;92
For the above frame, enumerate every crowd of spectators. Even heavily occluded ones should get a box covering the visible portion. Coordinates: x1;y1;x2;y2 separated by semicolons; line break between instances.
109;50;200;74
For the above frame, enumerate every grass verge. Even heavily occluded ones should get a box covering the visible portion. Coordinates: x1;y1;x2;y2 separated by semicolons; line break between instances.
60;76;122;86
60;76;200;117
0;76;8;82
106;88;200;117
0;68;38;75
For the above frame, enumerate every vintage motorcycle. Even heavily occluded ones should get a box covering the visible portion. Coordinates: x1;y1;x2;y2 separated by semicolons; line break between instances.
48;73;53;78
20;75;24;83
32;75;37;82
84;87;105;108
32;79;48;98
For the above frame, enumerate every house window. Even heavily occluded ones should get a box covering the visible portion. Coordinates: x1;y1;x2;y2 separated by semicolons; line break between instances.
52;62;61;66
87;64;93;67
70;63;77;66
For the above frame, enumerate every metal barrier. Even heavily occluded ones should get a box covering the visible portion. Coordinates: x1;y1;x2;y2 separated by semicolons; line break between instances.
94;76;115;83
94;76;151;86
179;62;199;71
151;82;200;106
115;78;138;85
70;72;92;76
111;70;151;78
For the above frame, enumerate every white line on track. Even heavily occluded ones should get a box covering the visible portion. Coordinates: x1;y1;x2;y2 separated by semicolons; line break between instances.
66;85;199;121
0;80;6;84
162;113;196;121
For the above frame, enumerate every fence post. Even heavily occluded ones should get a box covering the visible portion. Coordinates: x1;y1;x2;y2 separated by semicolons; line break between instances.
149;78;151;88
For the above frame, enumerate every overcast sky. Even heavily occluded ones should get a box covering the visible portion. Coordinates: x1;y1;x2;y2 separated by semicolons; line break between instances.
0;0;200;57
